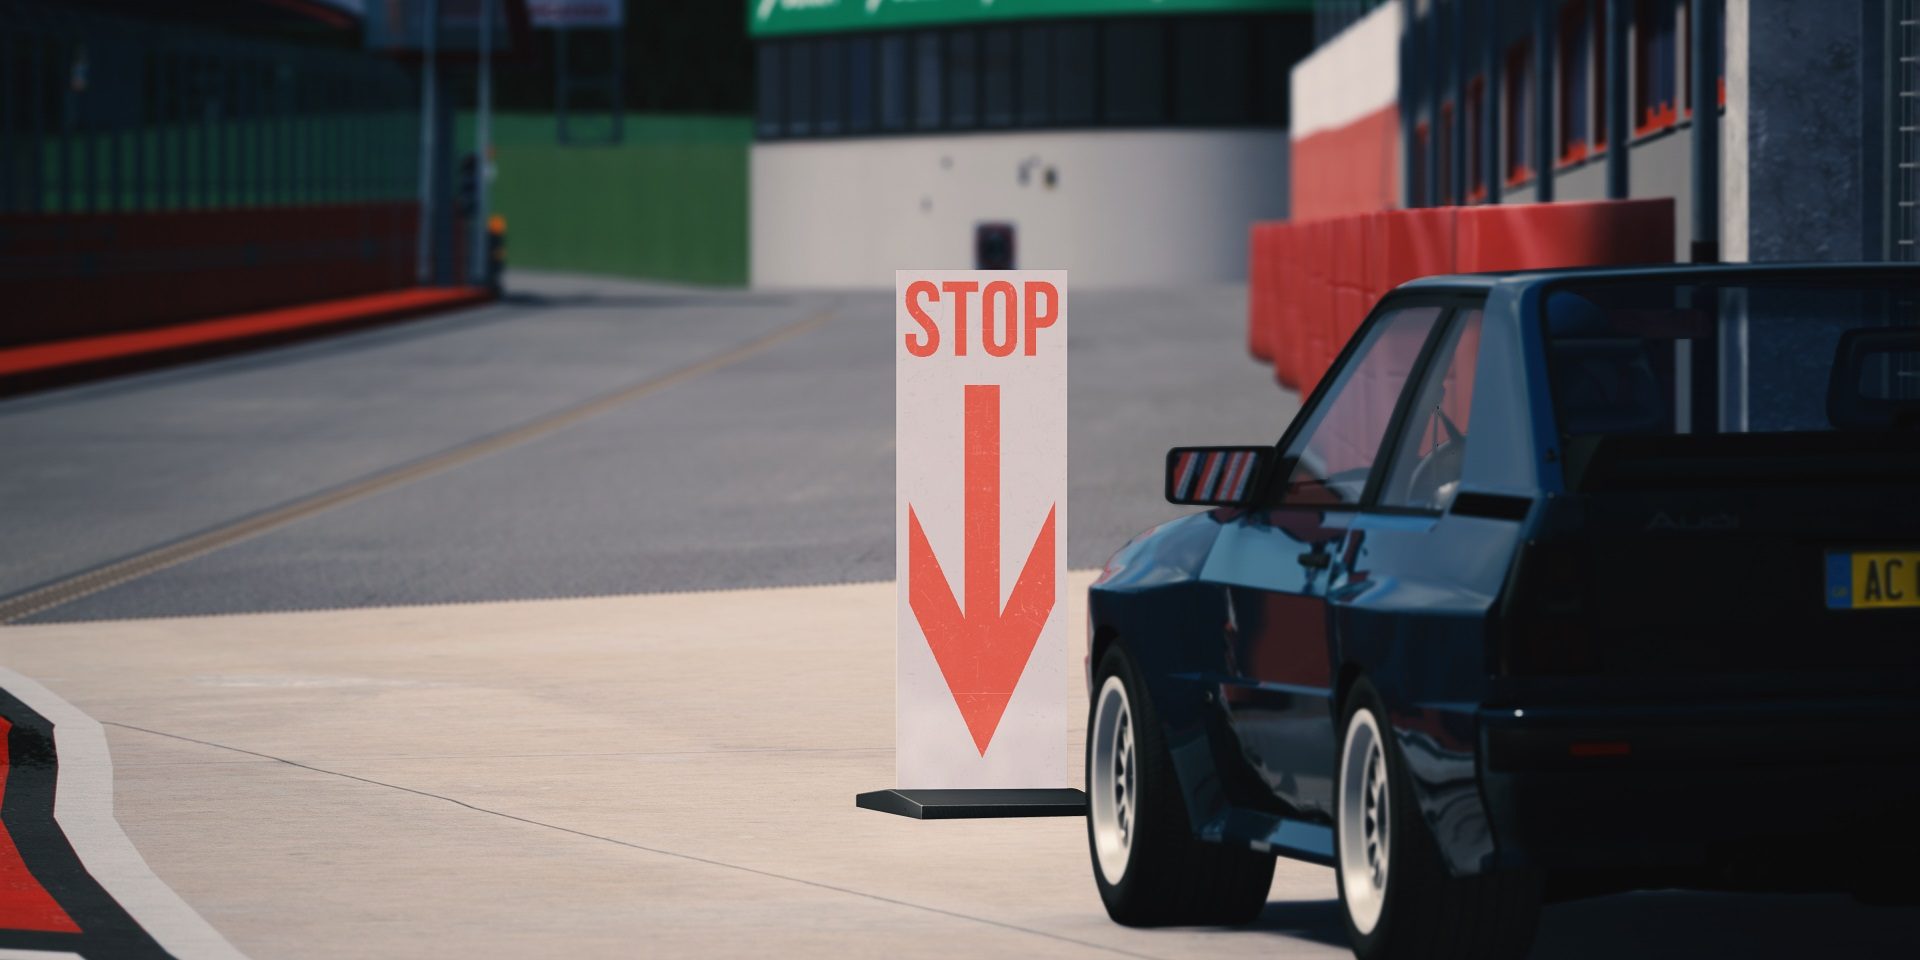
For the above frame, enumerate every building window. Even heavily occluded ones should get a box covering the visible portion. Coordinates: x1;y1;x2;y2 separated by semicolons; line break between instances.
982;27;1015;128
750;12;1307;140
755;43;783;138
1018;25;1051;126
914;32;943;130
948;29;979;129
1053;23;1098;125
1559;0;1592;164
1411;121;1430;207
847;36;875;134
1438;100;1454;205
879;34;909;132
1505;40;1532;185
817;38;845;136
1635;0;1679;134
787;40;814;137
1103;19;1166;124
1174;16;1251;124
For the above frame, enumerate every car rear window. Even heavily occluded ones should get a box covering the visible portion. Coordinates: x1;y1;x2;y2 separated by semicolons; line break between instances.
1542;276;1920;437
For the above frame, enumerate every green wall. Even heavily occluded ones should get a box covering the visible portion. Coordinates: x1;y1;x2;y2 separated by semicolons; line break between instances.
460;113;750;287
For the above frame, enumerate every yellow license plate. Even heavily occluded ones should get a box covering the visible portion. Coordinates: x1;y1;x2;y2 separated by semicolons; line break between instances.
1826;551;1920;609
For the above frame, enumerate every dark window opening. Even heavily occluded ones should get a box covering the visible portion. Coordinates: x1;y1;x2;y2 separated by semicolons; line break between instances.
1053;23;1097;125
786;39;814;137
948;29;979;129
879;33;909;132
755;43;783;138
847;36;875;134
982;27;1015;128
1103;20;1166;124
1018;25;1051;127
914;31;943;130
1173;16;1251;124
817;38;845;136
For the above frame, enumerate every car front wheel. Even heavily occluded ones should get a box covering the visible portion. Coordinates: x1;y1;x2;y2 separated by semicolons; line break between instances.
1337;679;1540;960
1088;644;1273;926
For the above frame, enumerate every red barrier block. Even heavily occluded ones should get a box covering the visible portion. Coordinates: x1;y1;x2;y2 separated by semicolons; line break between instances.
1454;198;1675;272
1370;207;1457;295
1273;223;1303;389
1247;223;1272;360
1332;214;1368;290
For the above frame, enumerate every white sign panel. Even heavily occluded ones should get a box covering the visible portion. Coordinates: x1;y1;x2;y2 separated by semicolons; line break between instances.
896;270;1068;789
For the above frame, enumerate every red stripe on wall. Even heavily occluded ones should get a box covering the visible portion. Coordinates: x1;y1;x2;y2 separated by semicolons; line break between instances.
0;716;81;934
1291;104;1402;222
0;287;487;378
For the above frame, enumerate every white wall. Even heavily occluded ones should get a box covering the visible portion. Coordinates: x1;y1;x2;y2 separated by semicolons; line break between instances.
751;129;1289;289
1290;0;1401;139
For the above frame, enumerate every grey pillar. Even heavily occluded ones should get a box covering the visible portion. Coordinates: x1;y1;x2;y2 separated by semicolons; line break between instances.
1485;0;1502;203
1402;20;1419;206
1604;0;1629;198
1426;7;1442;207
1689;0;1719;261
1451;0;1469;204
1533;0;1554;202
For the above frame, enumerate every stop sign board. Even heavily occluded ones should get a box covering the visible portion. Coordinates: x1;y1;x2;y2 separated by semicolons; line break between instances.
894;270;1068;791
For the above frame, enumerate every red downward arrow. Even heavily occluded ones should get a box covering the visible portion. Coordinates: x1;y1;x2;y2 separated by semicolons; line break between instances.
908;384;1058;756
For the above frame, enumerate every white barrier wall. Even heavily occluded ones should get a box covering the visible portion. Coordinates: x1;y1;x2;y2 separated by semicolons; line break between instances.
751;129;1289;289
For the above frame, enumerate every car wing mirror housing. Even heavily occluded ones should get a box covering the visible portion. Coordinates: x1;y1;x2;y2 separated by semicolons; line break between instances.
1828;328;1920;430
1165;446;1278;507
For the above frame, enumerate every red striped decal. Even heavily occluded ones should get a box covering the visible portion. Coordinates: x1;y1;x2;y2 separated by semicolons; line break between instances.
1222;452;1253;501
0;716;81;934
1197;452;1224;500
1173;451;1199;498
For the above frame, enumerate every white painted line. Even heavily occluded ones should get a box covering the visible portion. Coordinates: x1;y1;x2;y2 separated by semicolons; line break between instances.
0;668;249;960
0;950;86;959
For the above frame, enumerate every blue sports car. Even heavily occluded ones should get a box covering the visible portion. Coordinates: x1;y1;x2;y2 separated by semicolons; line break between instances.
1083;264;1920;959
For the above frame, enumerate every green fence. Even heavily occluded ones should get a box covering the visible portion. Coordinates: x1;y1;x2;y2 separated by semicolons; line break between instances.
460;113;750;287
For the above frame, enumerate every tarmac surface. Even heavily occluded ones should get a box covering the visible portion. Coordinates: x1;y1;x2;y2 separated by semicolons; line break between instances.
1;273;1916;958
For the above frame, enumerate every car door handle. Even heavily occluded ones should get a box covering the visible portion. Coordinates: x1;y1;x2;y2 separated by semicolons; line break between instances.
1297;551;1331;570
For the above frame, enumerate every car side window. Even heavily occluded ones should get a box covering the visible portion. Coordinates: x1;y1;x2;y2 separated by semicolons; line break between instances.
1276;305;1445;507
1379;309;1483;512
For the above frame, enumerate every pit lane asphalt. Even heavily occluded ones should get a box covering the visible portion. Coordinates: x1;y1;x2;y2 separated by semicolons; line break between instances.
0;271;1280;621
1;273;1914;958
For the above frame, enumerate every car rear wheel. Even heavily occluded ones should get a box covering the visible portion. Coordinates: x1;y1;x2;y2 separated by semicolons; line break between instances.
1337;679;1540;960
1088;644;1274;926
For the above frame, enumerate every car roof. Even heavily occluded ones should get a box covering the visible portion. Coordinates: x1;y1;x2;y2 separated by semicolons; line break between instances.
1394;261;1920;296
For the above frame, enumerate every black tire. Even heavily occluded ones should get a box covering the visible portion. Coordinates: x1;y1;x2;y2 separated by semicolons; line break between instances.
1337;678;1541;960
1087;643;1274;926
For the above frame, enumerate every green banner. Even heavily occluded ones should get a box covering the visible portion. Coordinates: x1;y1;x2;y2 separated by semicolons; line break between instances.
748;0;1310;38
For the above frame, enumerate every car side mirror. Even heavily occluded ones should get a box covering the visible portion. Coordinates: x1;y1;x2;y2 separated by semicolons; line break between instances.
1829;328;1920;430
1165;446;1276;506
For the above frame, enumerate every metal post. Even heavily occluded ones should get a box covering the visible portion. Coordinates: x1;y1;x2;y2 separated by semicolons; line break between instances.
415;0;439;285
1452;0;1469;204
1534;0;1555;201
471;0;492;285
1485;0;1502;203
1401;20;1417;205
1426;6;1441;206
1689;0;1719;261
1605;0;1629;198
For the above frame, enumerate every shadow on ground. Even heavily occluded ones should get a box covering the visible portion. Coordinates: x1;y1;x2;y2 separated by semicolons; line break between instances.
1238;891;1919;957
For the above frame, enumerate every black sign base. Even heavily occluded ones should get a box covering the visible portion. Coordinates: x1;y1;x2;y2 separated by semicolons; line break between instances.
856;788;1088;819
